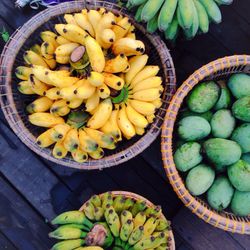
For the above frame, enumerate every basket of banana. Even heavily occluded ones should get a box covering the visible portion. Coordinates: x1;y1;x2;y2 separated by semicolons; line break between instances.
0;0;175;169
49;191;175;250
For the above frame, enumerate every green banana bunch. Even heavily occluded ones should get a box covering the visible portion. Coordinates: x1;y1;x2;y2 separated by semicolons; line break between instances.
126;0;233;41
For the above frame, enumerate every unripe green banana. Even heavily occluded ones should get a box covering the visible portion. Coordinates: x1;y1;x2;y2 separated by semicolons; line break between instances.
164;14;179;41
146;14;159;33
104;205;121;237
128;226;144;246
51;239;84;250
133;235;164;249
93;207;104;221
158;0;178;31
127;0;147;8
155;218;170;231
134;212;146;228
121;210;133;225
214;0;233;5
193;0;209;33
131;200;147;216
89;194;102;207
120;219;134;242
82;201;95;220
123;198;135;211
113;195;126;213
141;0;165;22
199;0;222;24
135;3;146;22
101;192;113;209
178;0;194;29
144;205;162;218
143;217;158;237
49;226;87;240
176;4;185;29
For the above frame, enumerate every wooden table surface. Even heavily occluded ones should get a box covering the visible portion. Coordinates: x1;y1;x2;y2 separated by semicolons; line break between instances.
0;0;250;249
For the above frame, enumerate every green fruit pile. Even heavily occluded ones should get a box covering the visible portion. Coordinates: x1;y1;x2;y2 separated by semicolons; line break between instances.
125;0;233;40
50;192;171;250
174;73;250;216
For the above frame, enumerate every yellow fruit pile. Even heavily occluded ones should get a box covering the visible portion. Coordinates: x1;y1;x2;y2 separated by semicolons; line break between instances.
15;8;163;162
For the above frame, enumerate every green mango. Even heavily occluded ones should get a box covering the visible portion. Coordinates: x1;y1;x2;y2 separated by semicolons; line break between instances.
232;96;250;122
207;176;234;211
210;109;235;138
174;142;203;172
228;160;250;192
177;116;211;141
185;164;215;196
179;109;213;122
231;190;250;216
228;73;250;99
214;80;232;110
242;153;250;164
231;123;250;153
203;138;242;166
187;81;220;113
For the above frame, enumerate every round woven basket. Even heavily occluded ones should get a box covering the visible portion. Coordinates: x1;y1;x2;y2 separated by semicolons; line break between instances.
161;55;250;234
79;191;175;250
0;0;176;170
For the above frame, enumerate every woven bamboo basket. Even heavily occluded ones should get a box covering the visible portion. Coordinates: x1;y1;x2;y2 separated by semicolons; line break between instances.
161;55;250;234
79;191;175;250
0;0;176;170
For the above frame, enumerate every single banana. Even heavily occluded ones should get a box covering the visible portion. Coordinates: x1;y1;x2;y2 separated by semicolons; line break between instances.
146;14;159;33
55;43;79;57
127;0;147;8
88;71;104;87
51;123;71;142
97;83;111;99
104;205;121;237
50;99;70;117
101;192;113;209
48;72;79;88
71;148;88;163
164;13;179;41
55;24;87;45
99;29;116;49
112;38;145;56
55;54;70;64
36;128;55;148
82;201;95;220
141;0;165;22
131;200;147;216
45;87;61;100
103;73;125;90
26;96;53;113
128;226;144;246
133;235;164;249
125;55;148;84
146;114;155;123
123;198;135;211
126;25;136;39
104;54;129;73
151;98;162;109
135;2;146;22
193;0;209;33
43;57;57;69
30;44;42;55
84;128;116;150
49;226;87;240
89;194;102;207
40;31;59;48
74;13;95;37
155;218;170;231
41;41;55;59
145;205;162;217
113;195;126;213
56;35;71;45
31;65;54;85
23;50;48;68
132;87;162;102
86;9;102;36
199;0;222;24
75;80;96;99
15;66;32;80
84;34;105;73
63;128;80;152
51;239;84;250
88;147;104;159
126;104;148;129
59;79;84;100
112;16;131;40
87;98;112;129
78;129;99;153
131;76;162;93
134;212;146;228
18;81;35;95
64;13;79;25
178;0;194;29
93;207;104;221
53;141;68;159
67;98;84;109
29;74;49;95
117;105;136;140
143;217;158;237
120;219;134;242
85;90;100;112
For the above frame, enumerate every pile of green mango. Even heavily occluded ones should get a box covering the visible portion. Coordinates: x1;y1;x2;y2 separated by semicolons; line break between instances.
174;73;250;216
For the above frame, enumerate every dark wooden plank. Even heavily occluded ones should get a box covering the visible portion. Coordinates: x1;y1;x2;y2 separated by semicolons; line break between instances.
228;232;250;250
0;231;16;250
173;207;245;250
0;175;54;250
231;0;250;25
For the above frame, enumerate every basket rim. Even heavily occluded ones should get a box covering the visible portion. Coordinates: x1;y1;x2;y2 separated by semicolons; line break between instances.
161;54;250;234
0;0;176;170
79;190;175;250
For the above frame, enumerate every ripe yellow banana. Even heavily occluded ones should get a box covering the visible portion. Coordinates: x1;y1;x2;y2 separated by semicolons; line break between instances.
41;41;55;59
71;148;88;163
146;114;155;123
87;98;112;129
88;72;104;87
59;79;84;100
55;55;70;64
126;25;136;39
151;98;162;109
29;112;64;127
51;123;71;141
43;58;57;69
75;80;96;99
63;128;80;152
50;99;70;117
86;9;102;37
53;141;68;159
55;24;87;45
104;54;129;73
84;34;105;73
112;16;131;40
88;147;104;159
56;35;71;45
78;129;99;153
130;65;160;87
117;105;136;139
132;88;162;102
129;99;156;115
24;50;48;68
55;43;79;57
112;38;145;56
26;96;53;113
64;14;79;25
84;128;116;150
85;90;100;112
103;73;124;90
45;87;61;100
99;29;116;49
135;126;145;135
125;55;148;84
67;98;84;109
97;83;110;99
74;13;95;37
29;74;49;96
36;128;55;148
131;76;162;93
48;72;79;88
30;44;42;55
18;81;35;95
15;66;33;80
126;104;148;128
40;31;59;48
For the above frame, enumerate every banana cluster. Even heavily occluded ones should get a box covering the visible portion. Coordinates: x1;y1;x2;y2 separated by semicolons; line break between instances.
126;0;233;41
15;7;163;162
50;192;171;250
